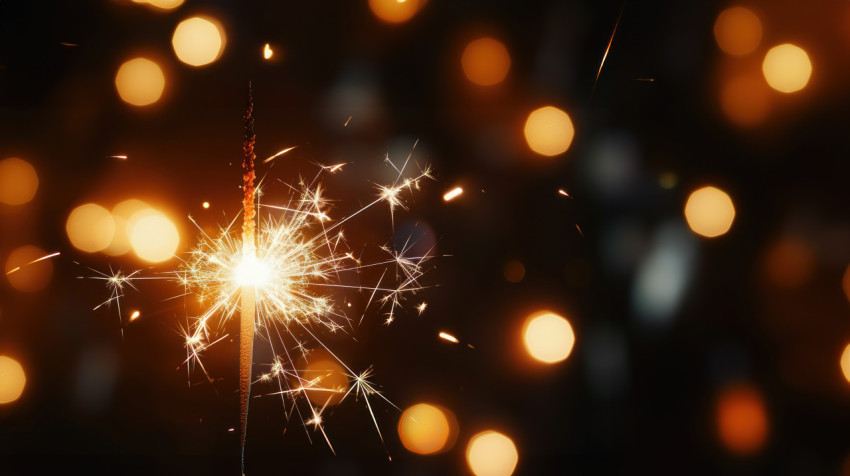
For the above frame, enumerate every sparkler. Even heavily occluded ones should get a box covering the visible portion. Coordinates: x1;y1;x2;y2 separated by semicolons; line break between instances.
240;84;258;467
85;86;436;469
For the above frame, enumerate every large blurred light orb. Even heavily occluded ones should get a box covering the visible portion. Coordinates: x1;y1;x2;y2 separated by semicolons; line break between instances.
303;355;347;406
841;343;850;384
716;385;768;454
720;74;771;126
524;106;575;157
523;311;575;364
172;17;225;67
66;203;116;253
684;186;735;238
105;199;150;256
134;0;185;10
0;158;38;205
466;430;518;476
762;44;812;93
462;37;511;86
713;7;762;56
128;209;179;262
5;245;53;292
115;58;165;106
0;356;25;404
398;403;452;454
369;0;422;24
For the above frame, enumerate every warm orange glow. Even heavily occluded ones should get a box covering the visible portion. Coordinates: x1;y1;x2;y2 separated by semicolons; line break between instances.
5;245;53;292
684;186;735;238
0;356;26;404
713;7;762;56
130;310;141;322
128;209;179;262
841;344;850;384
523;106;575;157
720;74;771;126
0;158;38;205
133;0;184;10
105;199;150;256
843;264;850;303
172;17;225;67
115;58;165;106
368;0;422;24
462;37;511;86
202;201;210;209
398;403;452;454
716;384;768;454
523;311;575;364
443;187;463;202
66;203;116;253
263;43;273;60
762;44;812;93
466;430;518;476
503;260;525;283
763;238;814;289
303;356;347;406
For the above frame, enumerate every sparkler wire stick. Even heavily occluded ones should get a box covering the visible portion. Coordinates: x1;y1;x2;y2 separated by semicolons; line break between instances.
240;83;258;469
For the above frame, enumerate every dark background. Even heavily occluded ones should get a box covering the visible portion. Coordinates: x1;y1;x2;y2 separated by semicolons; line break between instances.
1;0;850;474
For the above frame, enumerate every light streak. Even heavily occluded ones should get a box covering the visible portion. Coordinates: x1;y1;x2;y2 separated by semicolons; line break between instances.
438;332;459;344
557;188;571;198
593;2;626;94
443;187;463;202
5;251;60;276
263;146;298;163
109;155;128;160
129;310;140;321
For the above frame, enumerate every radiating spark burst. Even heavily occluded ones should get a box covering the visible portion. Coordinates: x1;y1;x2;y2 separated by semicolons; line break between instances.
85;148;435;455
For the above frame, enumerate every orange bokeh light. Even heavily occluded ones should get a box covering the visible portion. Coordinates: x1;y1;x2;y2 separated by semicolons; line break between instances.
763;238;814;289
369;0;423;24
720;74;771;127
762;44;812;93
684;186;735;238
128;208;180;263
523;106;575;157
716;384;768;455
5;245;53;292
172;16;226;67
66;203;115;253
522;311;575;364
398;403;454;454
462;37;511;86
713;7;762;56
301;352;348;406
503;260;525;283
0;158;38;206
841;344;850;384
466;430;519;476
0;356;26;404
115;57;166;106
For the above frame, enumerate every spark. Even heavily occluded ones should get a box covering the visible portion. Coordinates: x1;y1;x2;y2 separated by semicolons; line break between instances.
438;332;459;344
129;310;140;321
443;187;463;202
322;163;347;173
5;251;60;276
576;224;584;237
417;302;427;314
593;2;626;93
263;43;273;60
557;188;571;198
109;155;128;160
263;146;298;164
636;78;655;82
344;116;352;127
60;42;78;47
202;201;210;209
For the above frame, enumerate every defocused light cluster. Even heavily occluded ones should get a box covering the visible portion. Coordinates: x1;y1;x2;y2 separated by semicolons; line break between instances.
66;200;179;262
